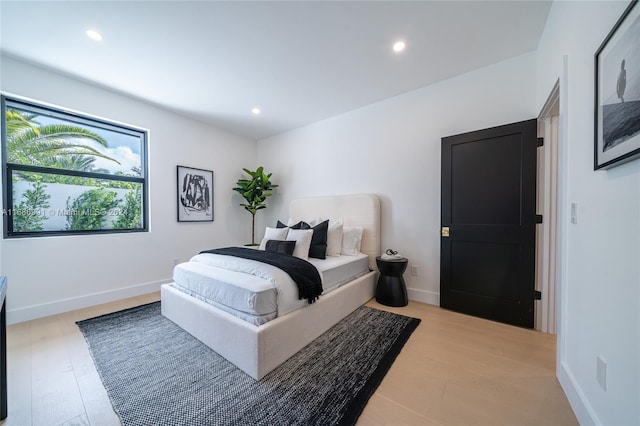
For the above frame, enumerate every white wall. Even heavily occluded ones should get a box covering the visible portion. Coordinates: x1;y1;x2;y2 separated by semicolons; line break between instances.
536;2;639;425
0;55;257;323
257;52;537;305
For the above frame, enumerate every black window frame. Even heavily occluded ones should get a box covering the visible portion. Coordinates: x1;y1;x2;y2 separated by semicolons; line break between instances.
1;94;149;238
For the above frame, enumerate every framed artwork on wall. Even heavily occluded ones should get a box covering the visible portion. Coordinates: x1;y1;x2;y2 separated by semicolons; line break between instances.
594;0;640;170
177;165;213;222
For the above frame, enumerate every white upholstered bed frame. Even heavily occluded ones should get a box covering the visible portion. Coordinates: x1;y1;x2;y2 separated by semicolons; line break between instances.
161;194;381;379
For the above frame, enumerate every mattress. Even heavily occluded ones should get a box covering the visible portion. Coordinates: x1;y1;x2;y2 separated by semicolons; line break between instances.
306;254;370;293
172;252;369;326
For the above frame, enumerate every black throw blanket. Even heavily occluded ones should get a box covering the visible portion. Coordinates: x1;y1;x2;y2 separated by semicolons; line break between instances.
200;247;323;303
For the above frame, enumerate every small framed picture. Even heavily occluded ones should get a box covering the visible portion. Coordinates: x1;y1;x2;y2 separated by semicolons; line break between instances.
177;165;213;222
594;0;640;170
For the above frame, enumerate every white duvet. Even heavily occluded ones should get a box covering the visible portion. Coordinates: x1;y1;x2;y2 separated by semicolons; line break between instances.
190;253;296;292
176;252;309;321
172;251;370;326
190;253;307;315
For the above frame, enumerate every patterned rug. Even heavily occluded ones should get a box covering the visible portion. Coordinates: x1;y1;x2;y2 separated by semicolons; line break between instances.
77;302;420;426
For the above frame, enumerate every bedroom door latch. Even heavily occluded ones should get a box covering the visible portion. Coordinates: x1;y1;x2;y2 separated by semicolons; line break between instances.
441;227;450;237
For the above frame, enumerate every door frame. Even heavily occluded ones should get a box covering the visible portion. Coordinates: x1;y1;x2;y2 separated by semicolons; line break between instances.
536;80;560;334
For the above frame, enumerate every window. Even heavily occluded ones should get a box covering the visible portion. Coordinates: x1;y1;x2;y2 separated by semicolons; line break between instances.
2;95;148;237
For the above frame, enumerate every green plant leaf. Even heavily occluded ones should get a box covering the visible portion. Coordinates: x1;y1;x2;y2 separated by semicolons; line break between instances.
234;167;278;243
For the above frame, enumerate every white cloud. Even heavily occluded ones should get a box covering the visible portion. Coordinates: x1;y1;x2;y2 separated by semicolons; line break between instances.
93;146;141;174
84;140;141;175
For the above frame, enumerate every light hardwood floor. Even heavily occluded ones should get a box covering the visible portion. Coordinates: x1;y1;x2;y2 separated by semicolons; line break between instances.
3;293;577;426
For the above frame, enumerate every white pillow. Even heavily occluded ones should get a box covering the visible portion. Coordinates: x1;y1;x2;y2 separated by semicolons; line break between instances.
325;217;344;256
341;227;363;255
286;229;314;260
259;226;289;250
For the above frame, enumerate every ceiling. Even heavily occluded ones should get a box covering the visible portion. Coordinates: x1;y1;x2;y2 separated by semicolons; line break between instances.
0;1;552;140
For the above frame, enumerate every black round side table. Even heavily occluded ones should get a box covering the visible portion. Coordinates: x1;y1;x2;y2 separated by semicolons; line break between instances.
375;256;408;307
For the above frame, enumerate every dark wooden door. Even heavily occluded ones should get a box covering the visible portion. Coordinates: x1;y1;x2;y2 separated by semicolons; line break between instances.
440;119;537;328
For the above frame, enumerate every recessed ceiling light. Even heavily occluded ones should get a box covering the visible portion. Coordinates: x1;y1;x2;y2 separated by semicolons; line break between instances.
393;41;406;53
252;108;261;115
86;29;103;42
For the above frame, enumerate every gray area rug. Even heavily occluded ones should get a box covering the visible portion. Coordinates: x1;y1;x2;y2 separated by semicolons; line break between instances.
77;302;420;426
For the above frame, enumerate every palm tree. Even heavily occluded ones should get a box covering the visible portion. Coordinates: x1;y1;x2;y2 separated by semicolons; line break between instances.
42;154;97;172
5;109;119;169
6;109;121;233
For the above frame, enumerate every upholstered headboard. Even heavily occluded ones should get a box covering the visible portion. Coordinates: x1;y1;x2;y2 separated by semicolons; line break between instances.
289;194;381;270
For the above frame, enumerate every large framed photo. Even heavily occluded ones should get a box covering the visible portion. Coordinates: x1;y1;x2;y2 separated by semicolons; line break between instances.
177;165;213;222
595;0;640;170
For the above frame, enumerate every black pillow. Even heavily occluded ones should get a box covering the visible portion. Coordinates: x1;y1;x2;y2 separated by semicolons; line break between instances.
276;220;304;229
265;240;296;256
276;220;329;259
276;219;328;259
305;220;328;259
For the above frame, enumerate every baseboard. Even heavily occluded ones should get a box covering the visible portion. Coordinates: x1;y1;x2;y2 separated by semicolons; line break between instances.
407;287;439;306
7;279;170;324
557;360;599;425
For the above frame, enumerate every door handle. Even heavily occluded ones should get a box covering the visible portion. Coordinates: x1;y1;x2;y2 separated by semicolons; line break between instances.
441;227;450;237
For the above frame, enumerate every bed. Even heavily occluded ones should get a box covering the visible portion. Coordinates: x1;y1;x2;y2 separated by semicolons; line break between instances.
161;193;381;379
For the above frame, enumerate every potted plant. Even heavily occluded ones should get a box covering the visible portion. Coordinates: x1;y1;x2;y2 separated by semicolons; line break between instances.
233;166;279;245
